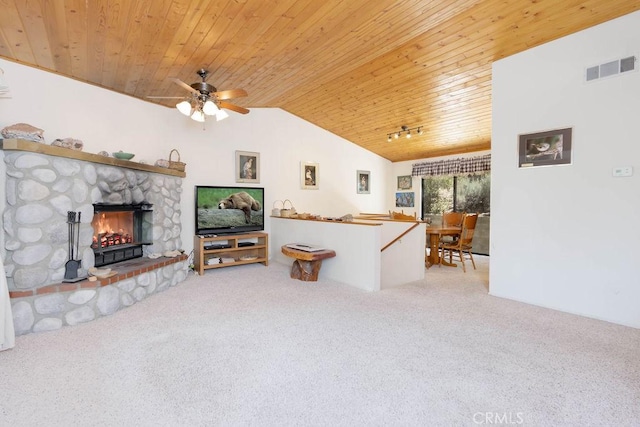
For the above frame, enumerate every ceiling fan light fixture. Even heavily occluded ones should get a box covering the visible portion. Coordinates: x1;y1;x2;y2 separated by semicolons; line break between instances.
157;69;248;123
387;134;392;142
191;109;205;122
202;100;219;115
176;100;192;116
406;130;411;139
215;108;229;121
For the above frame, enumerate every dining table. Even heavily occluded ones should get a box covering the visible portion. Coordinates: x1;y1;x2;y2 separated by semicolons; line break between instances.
425;226;461;268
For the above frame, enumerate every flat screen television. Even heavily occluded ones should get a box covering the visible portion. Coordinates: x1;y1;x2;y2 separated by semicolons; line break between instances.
195;185;265;235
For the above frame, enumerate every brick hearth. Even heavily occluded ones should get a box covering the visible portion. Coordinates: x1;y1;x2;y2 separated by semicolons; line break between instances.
9;254;187;299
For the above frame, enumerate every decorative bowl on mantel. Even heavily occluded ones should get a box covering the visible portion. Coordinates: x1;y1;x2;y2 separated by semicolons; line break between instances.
113;151;135;160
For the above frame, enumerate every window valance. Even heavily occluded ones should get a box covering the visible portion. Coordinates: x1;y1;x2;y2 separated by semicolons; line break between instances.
412;154;491;177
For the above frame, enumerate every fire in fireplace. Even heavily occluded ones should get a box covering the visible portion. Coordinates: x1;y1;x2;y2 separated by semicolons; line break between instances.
93;211;134;248
92;203;153;267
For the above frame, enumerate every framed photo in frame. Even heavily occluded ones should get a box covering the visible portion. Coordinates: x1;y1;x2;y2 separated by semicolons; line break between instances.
357;170;370;194
518;127;572;168
301;161;319;189
235;151;260;183
395;192;415;207
397;175;412;190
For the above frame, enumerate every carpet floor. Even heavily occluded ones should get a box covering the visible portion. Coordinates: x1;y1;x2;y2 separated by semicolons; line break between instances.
1;256;639;426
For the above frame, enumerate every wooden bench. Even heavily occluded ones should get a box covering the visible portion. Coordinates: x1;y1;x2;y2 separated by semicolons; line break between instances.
281;246;336;281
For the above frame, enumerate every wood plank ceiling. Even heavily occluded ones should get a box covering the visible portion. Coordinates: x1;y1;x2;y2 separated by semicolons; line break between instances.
0;1;638;162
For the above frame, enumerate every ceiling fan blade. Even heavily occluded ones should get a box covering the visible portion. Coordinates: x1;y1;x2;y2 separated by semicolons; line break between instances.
219;101;249;114
215;89;247;100
146;96;184;99
170;77;198;94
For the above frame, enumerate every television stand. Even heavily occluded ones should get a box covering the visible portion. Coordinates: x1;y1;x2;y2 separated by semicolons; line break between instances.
194;232;268;275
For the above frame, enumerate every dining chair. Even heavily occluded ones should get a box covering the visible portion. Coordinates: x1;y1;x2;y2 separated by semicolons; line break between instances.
440;213;478;272
440;210;464;244
442;210;464;228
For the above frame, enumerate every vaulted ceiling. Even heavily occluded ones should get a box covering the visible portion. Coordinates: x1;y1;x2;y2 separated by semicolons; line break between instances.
1;1;638;162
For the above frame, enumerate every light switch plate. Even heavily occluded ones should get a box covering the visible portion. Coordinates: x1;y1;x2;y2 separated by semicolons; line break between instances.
612;166;633;177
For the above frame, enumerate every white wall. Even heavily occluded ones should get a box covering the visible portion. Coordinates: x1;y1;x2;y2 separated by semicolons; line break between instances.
491;11;640;328
271;217;425;291
271;218;382;291
0;58;391;256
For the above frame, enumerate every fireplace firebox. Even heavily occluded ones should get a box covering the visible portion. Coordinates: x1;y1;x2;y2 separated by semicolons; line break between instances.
92;203;153;267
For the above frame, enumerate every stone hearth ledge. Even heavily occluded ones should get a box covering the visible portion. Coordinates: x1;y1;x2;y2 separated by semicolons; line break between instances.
9;255;189;335
8;255;187;298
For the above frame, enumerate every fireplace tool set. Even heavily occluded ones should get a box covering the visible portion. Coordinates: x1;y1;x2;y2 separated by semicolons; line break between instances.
63;211;84;282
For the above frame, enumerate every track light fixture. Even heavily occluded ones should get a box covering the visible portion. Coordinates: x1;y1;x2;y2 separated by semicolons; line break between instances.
386;125;423;142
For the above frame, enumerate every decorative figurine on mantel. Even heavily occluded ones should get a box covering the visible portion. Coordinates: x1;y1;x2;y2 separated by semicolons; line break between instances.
0;122;45;142
51;137;84;151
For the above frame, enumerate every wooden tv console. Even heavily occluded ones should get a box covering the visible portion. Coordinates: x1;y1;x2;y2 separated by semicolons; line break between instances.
193;232;268;275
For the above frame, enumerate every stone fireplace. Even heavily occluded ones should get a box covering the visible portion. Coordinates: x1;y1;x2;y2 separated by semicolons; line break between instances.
1;139;189;335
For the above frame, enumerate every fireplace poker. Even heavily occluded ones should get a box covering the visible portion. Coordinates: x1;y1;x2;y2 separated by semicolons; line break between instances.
67;211;73;260
75;212;81;261
64;211;81;280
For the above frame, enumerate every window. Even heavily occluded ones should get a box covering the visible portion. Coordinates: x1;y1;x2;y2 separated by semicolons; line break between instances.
414;154;491;255
421;173;490;215
421;173;490;255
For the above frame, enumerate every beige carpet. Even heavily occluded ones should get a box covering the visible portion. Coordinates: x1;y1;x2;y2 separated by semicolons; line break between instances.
1;256;639;426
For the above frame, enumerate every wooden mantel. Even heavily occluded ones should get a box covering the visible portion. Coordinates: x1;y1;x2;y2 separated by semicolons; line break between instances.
0;138;185;178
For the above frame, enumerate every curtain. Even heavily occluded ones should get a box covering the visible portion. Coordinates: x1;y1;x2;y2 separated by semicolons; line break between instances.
412;154;491;177
1;256;16;351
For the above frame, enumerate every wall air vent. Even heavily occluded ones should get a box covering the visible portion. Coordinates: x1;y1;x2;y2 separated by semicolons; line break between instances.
620;56;636;73
585;55;637;82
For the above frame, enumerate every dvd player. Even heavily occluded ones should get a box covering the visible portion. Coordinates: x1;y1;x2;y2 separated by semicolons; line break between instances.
204;243;231;250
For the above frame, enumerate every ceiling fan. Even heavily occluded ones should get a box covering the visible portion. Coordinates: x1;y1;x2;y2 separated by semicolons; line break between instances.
148;69;249;122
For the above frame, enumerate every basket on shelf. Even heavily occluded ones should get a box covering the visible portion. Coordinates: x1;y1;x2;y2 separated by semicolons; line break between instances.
168;149;186;172
280;199;297;217
271;200;283;217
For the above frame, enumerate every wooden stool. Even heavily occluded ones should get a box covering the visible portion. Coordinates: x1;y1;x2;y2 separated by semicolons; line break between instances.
281;246;336;281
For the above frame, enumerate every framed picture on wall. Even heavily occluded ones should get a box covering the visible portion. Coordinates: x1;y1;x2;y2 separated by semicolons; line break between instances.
235;151;260;183
357;170;370;194
301;161;319;189
397;175;412;190
395;192;415;207
518;127;572;168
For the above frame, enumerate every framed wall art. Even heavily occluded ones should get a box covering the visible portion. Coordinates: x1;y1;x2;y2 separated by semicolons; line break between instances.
396;192;415;207
357;170;370;194
301;161;319;189
397;175;412;190
518;127;572;168
235;151;260;183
